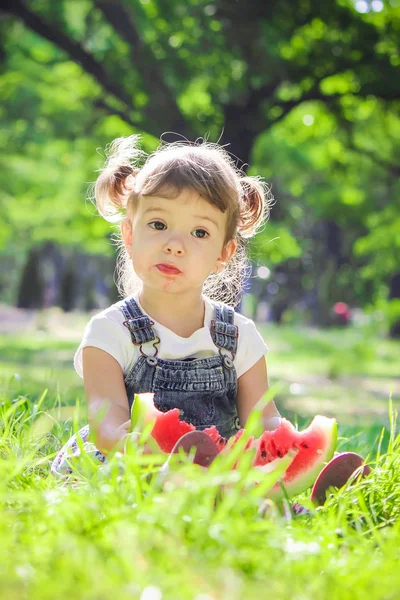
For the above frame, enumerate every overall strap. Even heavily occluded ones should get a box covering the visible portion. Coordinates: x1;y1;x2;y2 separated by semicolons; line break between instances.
210;302;239;363
119;296;158;346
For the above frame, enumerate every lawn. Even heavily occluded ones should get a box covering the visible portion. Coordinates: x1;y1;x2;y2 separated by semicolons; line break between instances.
0;313;399;599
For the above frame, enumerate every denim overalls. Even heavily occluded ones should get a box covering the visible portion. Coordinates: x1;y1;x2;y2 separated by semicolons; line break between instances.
120;296;241;439
51;296;241;476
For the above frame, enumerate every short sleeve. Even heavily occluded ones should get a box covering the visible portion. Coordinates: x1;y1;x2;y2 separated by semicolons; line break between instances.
234;318;269;379
73;312;130;378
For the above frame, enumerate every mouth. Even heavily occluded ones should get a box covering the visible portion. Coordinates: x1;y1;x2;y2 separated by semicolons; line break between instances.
156;263;182;275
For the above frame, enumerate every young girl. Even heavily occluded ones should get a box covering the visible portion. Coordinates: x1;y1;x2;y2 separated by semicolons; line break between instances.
51;135;282;476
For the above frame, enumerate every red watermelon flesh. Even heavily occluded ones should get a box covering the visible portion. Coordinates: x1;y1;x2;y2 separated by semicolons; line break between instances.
253;416;337;499
133;394;337;498
132;394;196;453
203;426;227;449
230;428;256;451
133;394;227;453
151;408;195;453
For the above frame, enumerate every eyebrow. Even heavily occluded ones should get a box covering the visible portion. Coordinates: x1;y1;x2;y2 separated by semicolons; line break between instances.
143;207;219;229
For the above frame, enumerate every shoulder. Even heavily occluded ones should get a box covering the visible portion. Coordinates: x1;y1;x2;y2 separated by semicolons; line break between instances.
205;296;260;333
234;310;269;377
73;298;135;378
205;298;269;378
234;309;266;348
86;298;130;330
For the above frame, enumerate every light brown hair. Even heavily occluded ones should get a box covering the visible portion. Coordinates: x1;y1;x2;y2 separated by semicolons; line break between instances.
93;135;273;306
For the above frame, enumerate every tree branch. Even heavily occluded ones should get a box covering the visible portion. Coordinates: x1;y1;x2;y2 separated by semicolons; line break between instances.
93;99;143;129
244;78;400;132
347;136;400;177
2;0;135;114
267;90;345;127
94;0;194;139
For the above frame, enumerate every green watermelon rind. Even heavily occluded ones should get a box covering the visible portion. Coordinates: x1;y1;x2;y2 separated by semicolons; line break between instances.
266;416;338;502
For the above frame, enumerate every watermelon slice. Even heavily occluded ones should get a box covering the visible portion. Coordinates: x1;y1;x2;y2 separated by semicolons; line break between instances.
131;394;228;453
131;393;195;452
132;394;337;499
252;416;337;500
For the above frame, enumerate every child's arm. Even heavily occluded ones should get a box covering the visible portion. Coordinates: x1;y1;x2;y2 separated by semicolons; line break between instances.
236;356;282;431
82;347;132;454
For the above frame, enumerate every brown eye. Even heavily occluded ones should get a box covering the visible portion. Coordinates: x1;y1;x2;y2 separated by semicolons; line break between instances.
149;221;166;231
192;229;209;239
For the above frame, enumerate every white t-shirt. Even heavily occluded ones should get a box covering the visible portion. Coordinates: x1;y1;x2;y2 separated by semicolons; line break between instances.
74;293;268;380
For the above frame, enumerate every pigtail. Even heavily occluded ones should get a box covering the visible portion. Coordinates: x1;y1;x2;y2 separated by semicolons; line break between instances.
237;176;273;239
94;135;145;222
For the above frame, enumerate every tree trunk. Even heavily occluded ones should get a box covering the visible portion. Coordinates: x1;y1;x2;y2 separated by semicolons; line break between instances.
222;107;255;170
310;220;344;326
17;247;45;309
389;272;400;338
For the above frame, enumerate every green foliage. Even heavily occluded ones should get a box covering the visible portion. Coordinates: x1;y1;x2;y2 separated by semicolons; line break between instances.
251;222;302;264
252;97;400;316
1;0;400;322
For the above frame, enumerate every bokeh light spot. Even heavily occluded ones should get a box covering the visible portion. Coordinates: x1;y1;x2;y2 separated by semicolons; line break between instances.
355;0;370;12
257;266;271;279
302;114;314;126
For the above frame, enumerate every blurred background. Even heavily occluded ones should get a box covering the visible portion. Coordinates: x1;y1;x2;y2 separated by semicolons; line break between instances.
0;0;399;429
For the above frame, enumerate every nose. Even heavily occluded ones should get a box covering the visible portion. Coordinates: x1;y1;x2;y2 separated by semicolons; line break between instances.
163;235;185;256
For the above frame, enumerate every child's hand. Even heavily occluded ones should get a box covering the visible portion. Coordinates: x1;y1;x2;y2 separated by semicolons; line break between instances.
107;419;132;453
93;418;132;454
125;433;154;455
263;416;282;431
120;421;154;455
118;419;132;436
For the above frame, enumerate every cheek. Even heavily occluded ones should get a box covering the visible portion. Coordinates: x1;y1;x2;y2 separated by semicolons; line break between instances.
131;255;148;278
132;227;152;247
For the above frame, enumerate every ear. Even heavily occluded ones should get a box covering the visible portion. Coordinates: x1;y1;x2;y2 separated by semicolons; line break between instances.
215;238;237;272
121;219;132;254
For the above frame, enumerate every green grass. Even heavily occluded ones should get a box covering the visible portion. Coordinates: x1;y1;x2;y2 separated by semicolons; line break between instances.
258;323;400;431
0;393;399;600
0;322;399;599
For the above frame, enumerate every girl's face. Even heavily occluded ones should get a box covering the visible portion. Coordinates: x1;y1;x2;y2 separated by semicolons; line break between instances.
122;188;236;296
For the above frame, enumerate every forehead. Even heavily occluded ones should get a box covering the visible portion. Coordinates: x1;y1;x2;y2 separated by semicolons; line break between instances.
138;189;227;222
